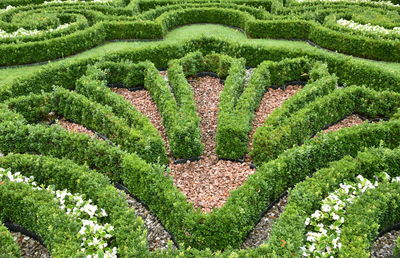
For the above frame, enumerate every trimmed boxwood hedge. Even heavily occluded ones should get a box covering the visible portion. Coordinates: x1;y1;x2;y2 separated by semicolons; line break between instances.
0;153;148;257
0;180;83;257
251;86;400;164
216;57;312;159
0;222;21;257
259;147;400;256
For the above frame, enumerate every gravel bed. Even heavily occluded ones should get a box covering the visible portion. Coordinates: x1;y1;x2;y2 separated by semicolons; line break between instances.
111;88;170;153
125;194;175;251
322;114;365;133
169;76;255;212
11;232;50;258
372;230;400;257
247;85;302;152
242;195;288;249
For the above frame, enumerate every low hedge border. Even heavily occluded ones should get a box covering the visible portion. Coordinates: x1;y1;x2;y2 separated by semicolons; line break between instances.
340;182;400;256
0;153;149;257
256;147;400;256
262;61;336;128
1;113;400;251
216;57;312;159
0;180;83;257
3;36;400;104
0;222;21;257
251;86;400;164
2;2;400;65
4;87;168;164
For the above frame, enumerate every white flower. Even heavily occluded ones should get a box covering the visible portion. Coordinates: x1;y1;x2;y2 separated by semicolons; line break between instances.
305;218;311;225
321;204;331;212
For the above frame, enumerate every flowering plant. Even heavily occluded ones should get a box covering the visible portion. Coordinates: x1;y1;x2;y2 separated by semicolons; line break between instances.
302;173;400;257
336;19;400;37
295;0;400;8
0;24;70;39
0;168;117;257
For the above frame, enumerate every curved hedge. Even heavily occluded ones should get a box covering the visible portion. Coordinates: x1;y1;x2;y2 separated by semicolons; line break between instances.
0;180;83;257
0;222;21;257
1;0;400;255
259;147;400;256
0;153;148;257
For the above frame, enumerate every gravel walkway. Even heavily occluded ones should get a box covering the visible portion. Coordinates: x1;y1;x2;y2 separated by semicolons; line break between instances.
11;232;50;258
125;194;175;251
372;230;400;257
57;118;98;139
242;195;288;249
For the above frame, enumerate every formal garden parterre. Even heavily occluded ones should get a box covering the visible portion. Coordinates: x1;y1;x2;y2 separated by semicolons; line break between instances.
1;0;400;257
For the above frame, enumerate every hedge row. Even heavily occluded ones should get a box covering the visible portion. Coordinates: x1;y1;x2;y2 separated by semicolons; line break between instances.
0;153;148;257
252;85;400;164
142;54;204;158
137;0;279;12
1;37;399;101
1;111;400;251
216;57;312;159
247;18;400;62
340;182;400;256
0;222;21;257
257;147;400;256
0;180;83;257
4;87;167;164
261;61;336;128
3;2;400;65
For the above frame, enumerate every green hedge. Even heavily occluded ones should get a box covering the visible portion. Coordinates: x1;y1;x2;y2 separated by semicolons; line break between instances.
4;88;168;164
1;115;400;251
258;147;400;256
0;180;83;257
252;86;400;164
216;57;312;159
0;153;148;257
0;222;21;258
340;182;400;257
395;237;400;258
137;0;278;12
144;59;203;158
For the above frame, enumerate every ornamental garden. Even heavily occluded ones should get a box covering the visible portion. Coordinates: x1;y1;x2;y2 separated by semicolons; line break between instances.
1;0;400;257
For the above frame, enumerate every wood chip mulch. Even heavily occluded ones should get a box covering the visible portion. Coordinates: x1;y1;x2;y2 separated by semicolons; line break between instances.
57;118;97;138
247;85;302;151
322;114;365;133
169;76;255;213
111;88;170;153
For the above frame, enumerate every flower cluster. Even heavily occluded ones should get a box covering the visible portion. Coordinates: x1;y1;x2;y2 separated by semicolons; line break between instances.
296;0;400;7
301;173;400;257
0;24;70;39
336;19;400;36
0;168;117;257
0;5;15;13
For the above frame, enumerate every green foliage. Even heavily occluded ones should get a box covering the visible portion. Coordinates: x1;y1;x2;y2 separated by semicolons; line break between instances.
0;153;148;257
0;223;21;258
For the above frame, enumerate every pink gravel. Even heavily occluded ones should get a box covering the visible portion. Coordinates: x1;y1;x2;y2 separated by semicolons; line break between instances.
322;114;365;133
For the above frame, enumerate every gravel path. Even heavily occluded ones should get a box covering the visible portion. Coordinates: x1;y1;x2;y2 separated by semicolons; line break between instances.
125;194;175;251
372;230;400;257
11;232;50;258
57;118;98;139
242;195;288;249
